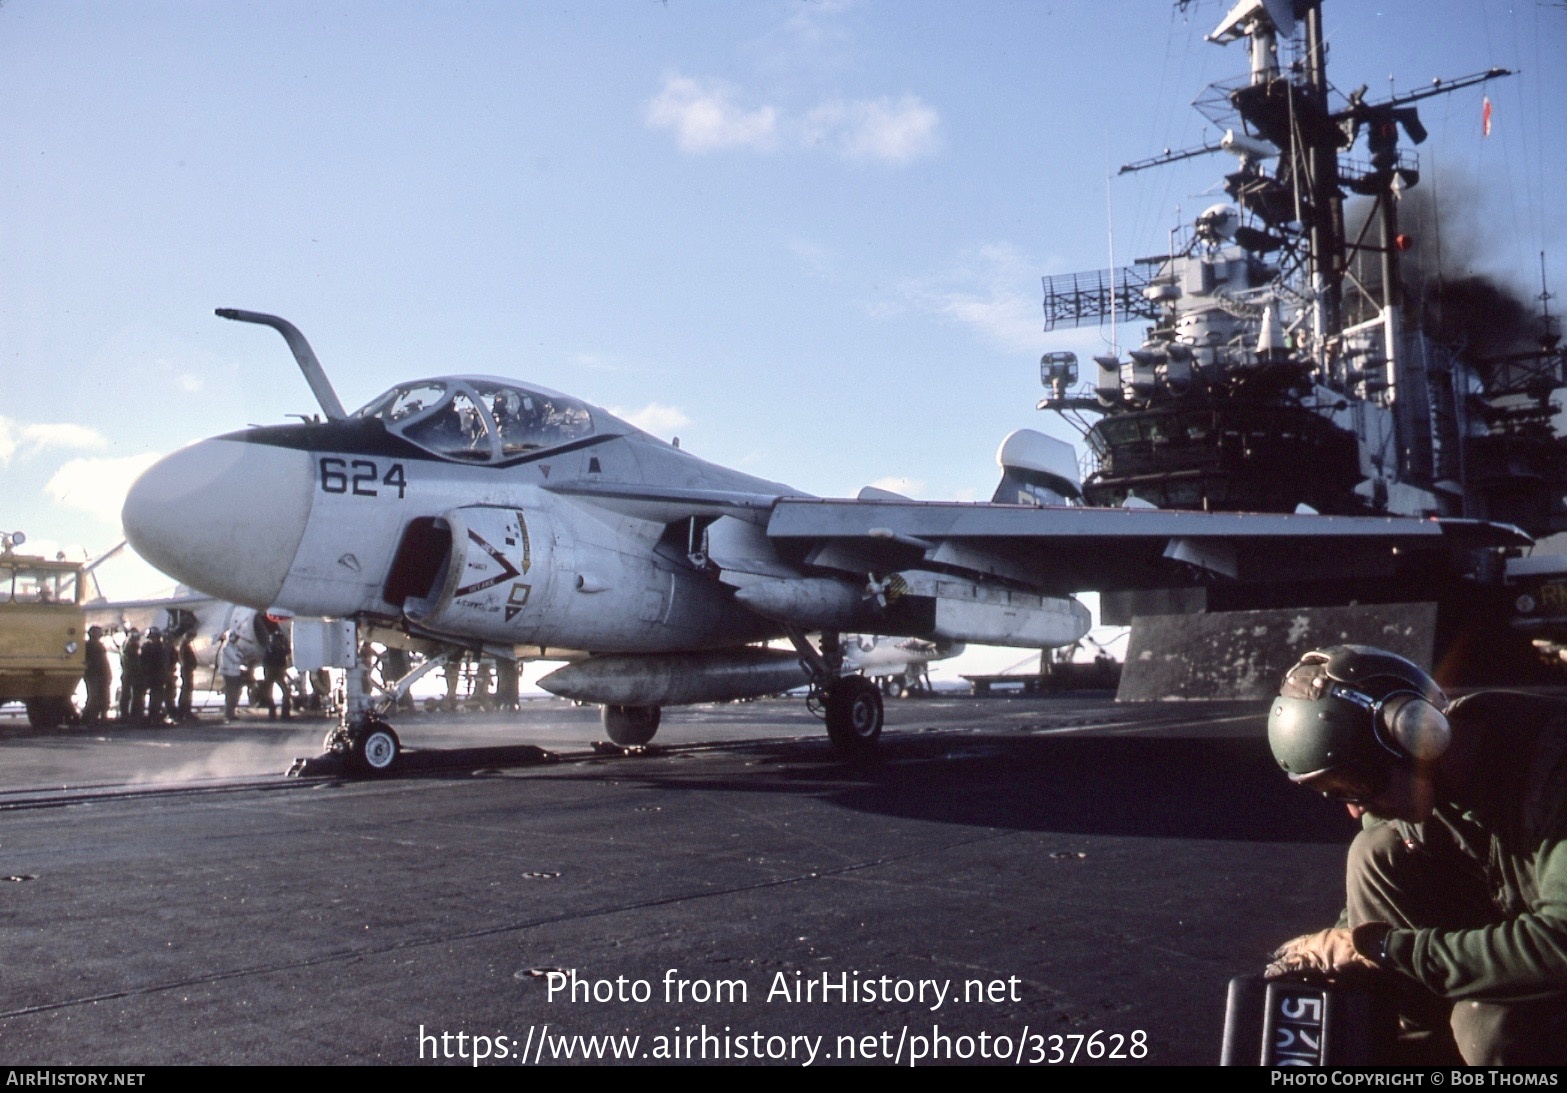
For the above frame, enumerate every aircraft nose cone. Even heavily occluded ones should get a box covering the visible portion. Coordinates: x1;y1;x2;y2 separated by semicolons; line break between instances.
122;438;315;608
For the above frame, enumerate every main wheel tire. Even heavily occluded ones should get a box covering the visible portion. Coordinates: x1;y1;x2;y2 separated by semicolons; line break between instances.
602;704;661;746
24;697;71;730
825;677;883;755
352;720;401;775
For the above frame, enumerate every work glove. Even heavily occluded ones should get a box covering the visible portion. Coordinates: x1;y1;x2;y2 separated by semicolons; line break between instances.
1264;925;1387;981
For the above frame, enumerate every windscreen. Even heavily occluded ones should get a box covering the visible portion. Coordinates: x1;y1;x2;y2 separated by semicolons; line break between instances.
357;379;593;460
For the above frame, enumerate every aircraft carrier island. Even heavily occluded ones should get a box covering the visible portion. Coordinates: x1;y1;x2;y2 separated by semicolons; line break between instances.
1035;0;1565;690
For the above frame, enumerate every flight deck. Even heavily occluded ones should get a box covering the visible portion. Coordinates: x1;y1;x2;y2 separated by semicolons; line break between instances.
0;695;1355;1066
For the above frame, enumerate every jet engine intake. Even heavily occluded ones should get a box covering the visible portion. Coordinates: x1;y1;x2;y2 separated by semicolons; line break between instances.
396;504;555;644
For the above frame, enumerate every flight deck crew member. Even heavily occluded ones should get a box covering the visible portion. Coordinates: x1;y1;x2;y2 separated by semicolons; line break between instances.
262;627;292;720
141;628;169;726
162;633;180;723
442;656;462;712
474;657;495;709
177;633;198;722
219;631;246;722
1264;645;1567;1065
120;628;143;724
496;657;520;711
83;625;111;725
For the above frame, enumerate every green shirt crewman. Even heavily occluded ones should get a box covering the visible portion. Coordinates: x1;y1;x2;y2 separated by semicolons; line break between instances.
1264;645;1567;1065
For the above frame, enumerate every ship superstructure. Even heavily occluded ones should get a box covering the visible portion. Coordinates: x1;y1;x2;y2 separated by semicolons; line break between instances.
1037;0;1564;536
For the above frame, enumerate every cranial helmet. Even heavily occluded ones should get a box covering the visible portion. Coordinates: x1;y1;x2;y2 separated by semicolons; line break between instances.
1268;645;1451;794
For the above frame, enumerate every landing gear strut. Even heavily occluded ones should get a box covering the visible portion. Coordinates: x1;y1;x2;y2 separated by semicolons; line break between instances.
786;628;884;756
321;623;454;776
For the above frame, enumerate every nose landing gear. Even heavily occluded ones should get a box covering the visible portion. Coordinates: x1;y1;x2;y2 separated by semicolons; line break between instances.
320;624;456;776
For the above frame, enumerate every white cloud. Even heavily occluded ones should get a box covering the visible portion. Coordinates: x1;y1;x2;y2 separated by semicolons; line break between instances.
0;417;108;466
903;243;1045;354
806;94;941;164
646;76;940;166
610;402;692;438
645;75;778;153
45;453;161;526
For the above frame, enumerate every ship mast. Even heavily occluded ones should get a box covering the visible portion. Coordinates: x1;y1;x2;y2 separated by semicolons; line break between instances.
1299;1;1343;363
1036;0;1518;520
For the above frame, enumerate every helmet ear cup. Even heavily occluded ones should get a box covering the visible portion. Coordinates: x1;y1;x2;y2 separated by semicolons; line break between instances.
1380;693;1451;761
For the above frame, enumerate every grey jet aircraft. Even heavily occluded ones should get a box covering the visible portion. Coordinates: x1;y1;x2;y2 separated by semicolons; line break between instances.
120;310;1525;773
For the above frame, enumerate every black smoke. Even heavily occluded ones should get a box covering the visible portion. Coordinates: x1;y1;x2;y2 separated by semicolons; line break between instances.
1344;172;1549;359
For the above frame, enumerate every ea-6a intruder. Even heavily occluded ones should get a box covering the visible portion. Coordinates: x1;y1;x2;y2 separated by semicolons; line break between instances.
121;311;1524;773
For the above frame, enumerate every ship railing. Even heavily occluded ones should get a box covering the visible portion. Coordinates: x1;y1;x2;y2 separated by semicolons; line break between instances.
1339;151;1421;191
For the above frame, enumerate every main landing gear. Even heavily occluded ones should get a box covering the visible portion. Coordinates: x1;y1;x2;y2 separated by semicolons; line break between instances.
787;628;884;755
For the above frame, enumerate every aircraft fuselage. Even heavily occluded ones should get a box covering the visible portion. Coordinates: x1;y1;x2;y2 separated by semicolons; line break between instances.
125;405;793;657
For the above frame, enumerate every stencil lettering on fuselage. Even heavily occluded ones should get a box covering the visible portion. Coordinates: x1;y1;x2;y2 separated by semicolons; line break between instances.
455;510;531;598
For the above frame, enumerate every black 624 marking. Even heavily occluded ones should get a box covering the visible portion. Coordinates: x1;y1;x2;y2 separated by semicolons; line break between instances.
319;458;407;499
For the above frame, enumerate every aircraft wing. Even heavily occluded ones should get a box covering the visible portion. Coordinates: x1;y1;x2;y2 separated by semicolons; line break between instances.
85;590;224;632
764;499;1529;595
86;591;217;615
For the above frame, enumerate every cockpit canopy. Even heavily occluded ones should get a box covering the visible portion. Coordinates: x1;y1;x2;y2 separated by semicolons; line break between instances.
355;378;595;462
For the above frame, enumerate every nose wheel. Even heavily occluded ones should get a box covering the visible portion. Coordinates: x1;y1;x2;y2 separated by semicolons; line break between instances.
324;718;402;775
353;719;401;774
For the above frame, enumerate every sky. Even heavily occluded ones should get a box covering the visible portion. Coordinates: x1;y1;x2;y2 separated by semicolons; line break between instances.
3;0;1563;683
